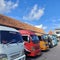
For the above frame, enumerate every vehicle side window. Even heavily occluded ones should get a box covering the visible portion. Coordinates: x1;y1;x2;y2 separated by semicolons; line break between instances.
22;36;28;41
38;36;42;41
56;32;60;34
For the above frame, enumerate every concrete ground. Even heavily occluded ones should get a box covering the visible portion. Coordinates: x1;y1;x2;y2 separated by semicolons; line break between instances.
26;42;60;60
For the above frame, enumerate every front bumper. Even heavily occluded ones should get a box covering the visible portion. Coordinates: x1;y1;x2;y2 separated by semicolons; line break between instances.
14;55;26;60
41;46;49;51
27;49;41;57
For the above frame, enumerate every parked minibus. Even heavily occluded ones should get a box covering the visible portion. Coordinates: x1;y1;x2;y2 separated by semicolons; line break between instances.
48;35;58;47
41;34;53;48
19;30;41;57
0;26;25;60
42;34;55;48
52;34;58;42
37;35;49;51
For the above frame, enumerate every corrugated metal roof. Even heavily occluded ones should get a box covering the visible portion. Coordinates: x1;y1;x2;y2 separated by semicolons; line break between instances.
0;14;45;33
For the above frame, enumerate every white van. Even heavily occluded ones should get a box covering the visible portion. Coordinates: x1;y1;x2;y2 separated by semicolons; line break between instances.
0;26;25;60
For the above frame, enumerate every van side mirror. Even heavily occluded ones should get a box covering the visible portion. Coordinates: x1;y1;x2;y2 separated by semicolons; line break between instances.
28;37;30;43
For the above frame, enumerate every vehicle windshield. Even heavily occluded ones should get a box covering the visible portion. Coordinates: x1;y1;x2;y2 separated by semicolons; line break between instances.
49;35;53;39
0;31;23;44
41;34;48;41
30;35;39;43
52;35;57;38
51;35;57;40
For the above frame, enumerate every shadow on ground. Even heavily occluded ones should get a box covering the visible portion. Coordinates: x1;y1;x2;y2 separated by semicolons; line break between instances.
26;52;43;60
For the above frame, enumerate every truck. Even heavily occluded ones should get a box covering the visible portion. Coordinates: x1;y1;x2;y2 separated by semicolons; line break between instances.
19;30;41;57
0;26;25;60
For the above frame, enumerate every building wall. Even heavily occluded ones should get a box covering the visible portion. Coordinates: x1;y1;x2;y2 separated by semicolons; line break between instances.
54;29;60;40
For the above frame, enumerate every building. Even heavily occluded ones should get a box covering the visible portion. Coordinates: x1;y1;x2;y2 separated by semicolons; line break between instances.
54;29;60;40
48;30;54;35
0;14;45;34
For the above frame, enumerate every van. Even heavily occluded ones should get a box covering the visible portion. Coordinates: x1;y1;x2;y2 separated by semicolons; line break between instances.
19;30;41;57
0;26;25;60
43;34;54;48
48;35;58;47
36;33;49;51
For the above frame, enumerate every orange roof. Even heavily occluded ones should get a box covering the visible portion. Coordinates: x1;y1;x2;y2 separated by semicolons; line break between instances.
0;14;45;33
48;30;54;35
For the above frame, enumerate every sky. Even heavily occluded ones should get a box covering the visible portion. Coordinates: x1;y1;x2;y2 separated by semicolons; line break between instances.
0;0;60;33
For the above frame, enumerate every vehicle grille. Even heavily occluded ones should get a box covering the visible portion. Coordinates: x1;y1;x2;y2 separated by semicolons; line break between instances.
35;46;40;49
11;53;21;60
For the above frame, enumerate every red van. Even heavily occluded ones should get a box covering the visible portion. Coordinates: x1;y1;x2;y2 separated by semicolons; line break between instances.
19;30;41;57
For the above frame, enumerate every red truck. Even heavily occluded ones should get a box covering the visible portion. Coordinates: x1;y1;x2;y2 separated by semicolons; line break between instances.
19;30;41;57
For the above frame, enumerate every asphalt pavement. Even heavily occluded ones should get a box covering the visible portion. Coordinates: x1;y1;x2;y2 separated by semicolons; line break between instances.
26;42;60;60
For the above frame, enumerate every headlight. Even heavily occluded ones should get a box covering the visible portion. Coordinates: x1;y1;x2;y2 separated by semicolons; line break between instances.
0;54;8;60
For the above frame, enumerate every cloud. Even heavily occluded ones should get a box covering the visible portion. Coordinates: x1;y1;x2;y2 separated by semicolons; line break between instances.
23;4;45;20
53;24;60;29
24;22;33;26
0;0;19;13
52;19;60;23
50;18;60;23
51;18;60;28
52;19;57;23
35;24;47;30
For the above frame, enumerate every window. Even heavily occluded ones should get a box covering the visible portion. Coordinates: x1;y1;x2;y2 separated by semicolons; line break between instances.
31;35;39;41
41;35;48;41
1;31;23;44
56;32;60;34
38;36;42;41
30;35;39;43
42;35;48;40
22;36;28;41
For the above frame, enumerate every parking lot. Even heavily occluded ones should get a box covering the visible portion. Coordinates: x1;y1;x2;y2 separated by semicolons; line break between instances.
26;42;60;60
